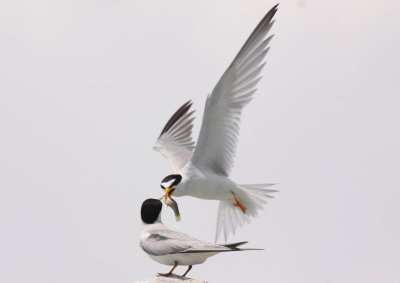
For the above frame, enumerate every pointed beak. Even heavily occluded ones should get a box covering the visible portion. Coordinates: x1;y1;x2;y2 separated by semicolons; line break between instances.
164;187;175;198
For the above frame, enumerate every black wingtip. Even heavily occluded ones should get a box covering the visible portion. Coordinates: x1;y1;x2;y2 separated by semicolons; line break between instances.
264;4;279;23
222;241;249;249
269;3;279;18
159;100;193;138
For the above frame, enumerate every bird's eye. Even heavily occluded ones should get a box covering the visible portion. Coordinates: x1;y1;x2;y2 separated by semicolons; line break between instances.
160;185;165;190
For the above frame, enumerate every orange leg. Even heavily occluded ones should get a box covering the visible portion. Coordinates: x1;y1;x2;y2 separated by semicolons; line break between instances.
232;192;247;213
157;261;178;277
182;265;192;277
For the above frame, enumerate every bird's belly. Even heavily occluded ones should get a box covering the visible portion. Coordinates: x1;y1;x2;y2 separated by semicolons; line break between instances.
182;177;234;201
149;252;217;266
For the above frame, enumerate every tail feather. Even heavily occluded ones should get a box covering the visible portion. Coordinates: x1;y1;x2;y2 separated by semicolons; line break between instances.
215;183;277;242
222;241;248;249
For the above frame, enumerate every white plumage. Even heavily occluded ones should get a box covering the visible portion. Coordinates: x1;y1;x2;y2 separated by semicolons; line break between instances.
140;199;261;277
153;5;279;242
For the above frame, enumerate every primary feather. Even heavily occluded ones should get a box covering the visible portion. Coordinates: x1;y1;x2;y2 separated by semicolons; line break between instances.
152;4;279;242
191;5;277;176
153;101;195;172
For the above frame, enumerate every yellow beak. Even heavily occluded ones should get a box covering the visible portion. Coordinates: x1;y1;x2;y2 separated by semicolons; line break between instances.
165;187;175;198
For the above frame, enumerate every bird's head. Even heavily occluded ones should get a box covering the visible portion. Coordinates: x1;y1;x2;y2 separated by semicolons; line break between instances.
141;198;163;224
160;174;182;198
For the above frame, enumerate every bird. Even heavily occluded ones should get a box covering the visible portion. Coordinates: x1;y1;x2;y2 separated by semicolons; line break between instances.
140;198;262;277
153;4;279;242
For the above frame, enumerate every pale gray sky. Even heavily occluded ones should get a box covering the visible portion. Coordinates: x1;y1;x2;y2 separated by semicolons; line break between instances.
1;1;399;283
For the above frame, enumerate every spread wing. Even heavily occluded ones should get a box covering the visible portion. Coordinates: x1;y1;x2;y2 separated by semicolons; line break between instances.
191;5;278;176
153;101;195;172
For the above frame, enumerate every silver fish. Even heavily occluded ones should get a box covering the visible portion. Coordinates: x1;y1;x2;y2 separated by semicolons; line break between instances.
163;196;181;221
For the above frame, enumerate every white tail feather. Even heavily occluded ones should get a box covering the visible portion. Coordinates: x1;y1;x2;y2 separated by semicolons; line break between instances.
215;184;277;242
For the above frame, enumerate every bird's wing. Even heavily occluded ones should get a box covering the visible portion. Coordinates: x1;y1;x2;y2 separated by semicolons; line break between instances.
178;241;259;253
140;230;192;256
153;101;195;172
191;5;278;176
140;228;228;256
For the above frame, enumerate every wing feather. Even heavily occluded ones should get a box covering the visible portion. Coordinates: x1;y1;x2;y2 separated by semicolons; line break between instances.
140;231;192;256
153;101;195;172
140;229;232;256
191;5;278;176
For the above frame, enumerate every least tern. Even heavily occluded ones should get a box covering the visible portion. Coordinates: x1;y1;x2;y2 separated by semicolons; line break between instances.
153;5;279;241
140;199;262;277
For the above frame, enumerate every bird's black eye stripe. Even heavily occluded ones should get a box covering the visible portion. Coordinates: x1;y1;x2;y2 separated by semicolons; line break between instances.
160;185;165;190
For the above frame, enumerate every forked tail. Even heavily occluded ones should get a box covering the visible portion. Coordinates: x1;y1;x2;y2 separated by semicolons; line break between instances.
215;184;277;242
221;241;264;251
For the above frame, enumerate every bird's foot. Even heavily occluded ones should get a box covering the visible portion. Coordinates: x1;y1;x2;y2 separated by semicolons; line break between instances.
157;261;178;277
232;193;247;213
157;272;173;277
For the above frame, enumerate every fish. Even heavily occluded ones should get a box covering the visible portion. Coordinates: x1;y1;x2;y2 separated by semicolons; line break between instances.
163;196;181;221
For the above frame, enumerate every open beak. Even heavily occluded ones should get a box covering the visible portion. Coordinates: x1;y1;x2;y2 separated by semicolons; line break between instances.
164;187;175;198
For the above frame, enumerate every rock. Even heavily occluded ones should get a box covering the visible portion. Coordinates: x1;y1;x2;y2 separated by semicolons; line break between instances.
135;273;207;283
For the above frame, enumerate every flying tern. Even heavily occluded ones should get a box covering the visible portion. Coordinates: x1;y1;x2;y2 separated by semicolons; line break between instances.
140;199;262;277
153;4;279;241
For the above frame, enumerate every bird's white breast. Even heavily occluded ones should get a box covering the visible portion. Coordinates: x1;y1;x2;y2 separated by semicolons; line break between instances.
176;162;236;200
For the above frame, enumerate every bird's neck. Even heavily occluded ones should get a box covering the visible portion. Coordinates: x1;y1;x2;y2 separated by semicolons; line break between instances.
141;214;162;226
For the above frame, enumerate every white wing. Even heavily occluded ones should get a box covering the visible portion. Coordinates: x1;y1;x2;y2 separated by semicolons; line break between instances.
191;5;278;176
140;228;249;256
140;229;194;256
153;101;195;172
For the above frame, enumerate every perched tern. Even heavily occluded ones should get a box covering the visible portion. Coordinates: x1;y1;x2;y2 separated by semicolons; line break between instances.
140;199;262;277
153;4;279;241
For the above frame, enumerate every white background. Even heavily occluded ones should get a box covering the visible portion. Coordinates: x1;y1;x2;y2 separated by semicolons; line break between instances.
1;1;399;282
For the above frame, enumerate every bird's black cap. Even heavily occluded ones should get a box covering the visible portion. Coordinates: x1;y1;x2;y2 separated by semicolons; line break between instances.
141;199;163;224
161;174;182;188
